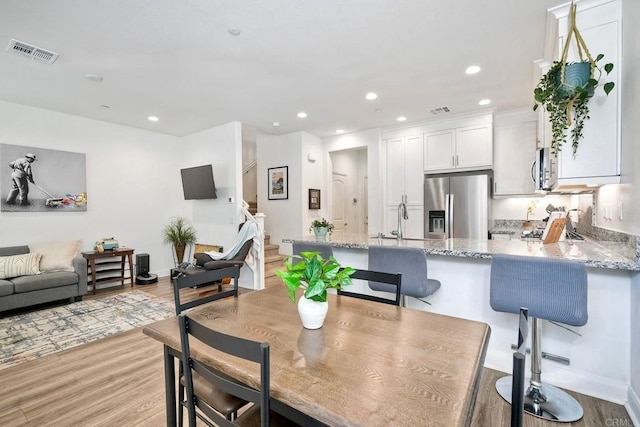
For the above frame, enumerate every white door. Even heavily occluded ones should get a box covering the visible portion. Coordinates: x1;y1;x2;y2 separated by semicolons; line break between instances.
363;176;368;235
332;173;347;236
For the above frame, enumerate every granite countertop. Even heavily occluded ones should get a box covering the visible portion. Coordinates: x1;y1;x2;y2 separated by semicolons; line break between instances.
284;234;640;271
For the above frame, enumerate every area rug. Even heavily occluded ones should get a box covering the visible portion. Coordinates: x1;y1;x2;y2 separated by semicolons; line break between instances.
0;291;175;370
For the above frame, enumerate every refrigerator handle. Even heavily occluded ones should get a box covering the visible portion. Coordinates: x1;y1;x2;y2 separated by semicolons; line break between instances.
449;193;454;238
445;193;450;238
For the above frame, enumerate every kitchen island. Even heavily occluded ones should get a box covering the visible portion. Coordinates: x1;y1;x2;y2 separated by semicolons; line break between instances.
284;233;639;410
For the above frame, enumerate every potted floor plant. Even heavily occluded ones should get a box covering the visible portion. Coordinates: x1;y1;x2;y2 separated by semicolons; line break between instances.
276;251;355;329
533;4;615;157
162;216;197;264
309;218;334;242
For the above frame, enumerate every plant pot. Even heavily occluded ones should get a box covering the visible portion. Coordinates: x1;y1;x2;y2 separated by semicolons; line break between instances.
313;226;329;242
297;296;328;329
554;61;594;99
174;244;186;264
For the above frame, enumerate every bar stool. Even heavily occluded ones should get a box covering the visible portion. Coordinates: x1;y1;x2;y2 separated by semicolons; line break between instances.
292;241;334;262
367;245;440;306
490;253;588;422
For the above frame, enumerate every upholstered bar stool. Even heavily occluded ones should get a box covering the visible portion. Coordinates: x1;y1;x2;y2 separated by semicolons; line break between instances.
490;253;588;422
367;245;440;306
292;241;334;262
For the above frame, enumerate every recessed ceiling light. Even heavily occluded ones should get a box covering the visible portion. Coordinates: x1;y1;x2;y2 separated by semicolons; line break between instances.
478;99;491;106
365;92;378;100
85;73;103;82
272;121;280;127
148;116;159;122
336;129;344;134
465;65;481;75
297;112;307;118
228;27;241;36
100;105;110;109
374;109;382;113
397;116;407;122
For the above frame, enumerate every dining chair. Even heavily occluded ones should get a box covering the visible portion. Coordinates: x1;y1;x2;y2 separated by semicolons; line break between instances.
178;313;299;427
510;307;528;427
367;245;441;306
337;269;402;306
172;265;247;425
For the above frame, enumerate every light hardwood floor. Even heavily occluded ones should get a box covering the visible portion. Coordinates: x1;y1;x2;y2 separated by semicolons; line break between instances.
0;277;634;426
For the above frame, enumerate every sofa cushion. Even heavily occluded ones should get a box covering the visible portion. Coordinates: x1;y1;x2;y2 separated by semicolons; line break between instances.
0;253;42;279
28;240;81;272
0;280;13;297
0;245;29;257
12;271;79;293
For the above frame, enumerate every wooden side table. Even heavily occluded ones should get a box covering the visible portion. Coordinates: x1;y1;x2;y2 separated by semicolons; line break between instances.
82;248;135;295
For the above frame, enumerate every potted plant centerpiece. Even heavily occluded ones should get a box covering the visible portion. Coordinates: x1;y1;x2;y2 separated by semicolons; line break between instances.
276;251;355;329
163;216;197;265
309;218;334;241
533;4;615;157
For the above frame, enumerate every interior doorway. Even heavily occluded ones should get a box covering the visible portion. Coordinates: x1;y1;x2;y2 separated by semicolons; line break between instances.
329;147;368;236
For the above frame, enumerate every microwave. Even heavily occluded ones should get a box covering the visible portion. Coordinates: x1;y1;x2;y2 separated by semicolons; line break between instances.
533;147;557;192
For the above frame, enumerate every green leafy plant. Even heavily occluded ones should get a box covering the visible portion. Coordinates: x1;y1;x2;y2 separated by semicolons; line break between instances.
533;54;615;157
309;218;335;235
276;251;355;303
163;216;197;262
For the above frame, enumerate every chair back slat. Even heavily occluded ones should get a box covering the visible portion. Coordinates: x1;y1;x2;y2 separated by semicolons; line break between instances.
338;268;402;306
172;265;240;314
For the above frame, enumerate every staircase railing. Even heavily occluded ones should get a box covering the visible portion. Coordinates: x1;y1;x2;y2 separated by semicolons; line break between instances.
242;160;257;175
240;200;265;290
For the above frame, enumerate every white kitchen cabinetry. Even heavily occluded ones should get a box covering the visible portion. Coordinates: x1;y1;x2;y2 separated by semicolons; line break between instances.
386;135;424;205
549;0;620;186
424;124;492;173
385;135;424;239
385;205;423;240
493;110;538;196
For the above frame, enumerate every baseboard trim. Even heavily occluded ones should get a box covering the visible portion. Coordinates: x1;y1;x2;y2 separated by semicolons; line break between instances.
626;386;640;427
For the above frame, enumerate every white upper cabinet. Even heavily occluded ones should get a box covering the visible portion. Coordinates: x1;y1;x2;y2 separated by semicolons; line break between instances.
549;0;620;186
493;110;538;196
423;116;493;173
386;135;424;206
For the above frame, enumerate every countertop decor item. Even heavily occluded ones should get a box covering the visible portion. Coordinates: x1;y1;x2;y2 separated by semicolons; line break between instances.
309;218;334;241
276;251;354;329
162;216;197;265
533;3;615;157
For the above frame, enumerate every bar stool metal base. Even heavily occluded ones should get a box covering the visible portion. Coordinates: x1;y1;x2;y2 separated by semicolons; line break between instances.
496;376;584;422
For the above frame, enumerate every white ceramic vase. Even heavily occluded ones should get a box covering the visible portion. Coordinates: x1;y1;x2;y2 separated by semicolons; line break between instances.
297;296;328;329
313;226;328;242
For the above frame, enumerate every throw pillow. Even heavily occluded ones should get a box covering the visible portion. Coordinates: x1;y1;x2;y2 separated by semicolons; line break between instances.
0;253;42;279
28;240;81;272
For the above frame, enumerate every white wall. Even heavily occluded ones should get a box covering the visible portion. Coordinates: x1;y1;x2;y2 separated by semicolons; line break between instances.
181;122;243;253
0;100;182;274
242;124;258;205
323;128;382;234
257;132;303;253
301;132;327;238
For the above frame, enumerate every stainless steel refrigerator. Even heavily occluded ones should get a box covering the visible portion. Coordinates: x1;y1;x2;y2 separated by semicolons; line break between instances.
424;170;492;239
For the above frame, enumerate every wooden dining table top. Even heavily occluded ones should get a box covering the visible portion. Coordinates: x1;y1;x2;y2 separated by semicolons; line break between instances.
143;286;491;427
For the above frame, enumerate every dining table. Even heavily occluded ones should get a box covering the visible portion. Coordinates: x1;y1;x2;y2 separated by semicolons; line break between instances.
143;285;491;427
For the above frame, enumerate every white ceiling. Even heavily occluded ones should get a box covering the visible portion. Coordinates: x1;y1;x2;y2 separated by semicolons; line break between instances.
0;0;564;137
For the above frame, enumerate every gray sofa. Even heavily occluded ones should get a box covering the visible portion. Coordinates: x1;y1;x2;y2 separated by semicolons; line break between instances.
0;245;88;314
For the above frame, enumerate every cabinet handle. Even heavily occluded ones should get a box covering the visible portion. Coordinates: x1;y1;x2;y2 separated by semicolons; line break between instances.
456;155;459;166
494;182;497;194
452;156;455;167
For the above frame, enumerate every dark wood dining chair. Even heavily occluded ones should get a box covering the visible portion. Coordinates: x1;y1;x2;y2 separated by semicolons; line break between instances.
178;313;299;426
337;269;402;306
172;265;247;425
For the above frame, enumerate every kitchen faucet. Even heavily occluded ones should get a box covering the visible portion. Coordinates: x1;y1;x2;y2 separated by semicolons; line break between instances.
391;194;409;241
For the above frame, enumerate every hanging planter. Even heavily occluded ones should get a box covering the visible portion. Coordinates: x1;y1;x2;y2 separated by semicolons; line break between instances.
533;3;615;157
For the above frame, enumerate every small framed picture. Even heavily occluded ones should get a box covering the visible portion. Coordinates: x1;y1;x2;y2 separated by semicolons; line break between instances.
308;188;320;209
268;166;288;200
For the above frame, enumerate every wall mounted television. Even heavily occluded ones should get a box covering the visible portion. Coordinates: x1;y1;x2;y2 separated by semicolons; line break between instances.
180;164;217;200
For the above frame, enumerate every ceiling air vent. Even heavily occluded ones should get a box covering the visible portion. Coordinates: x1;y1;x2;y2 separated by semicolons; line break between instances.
6;39;59;64
429;106;451;115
